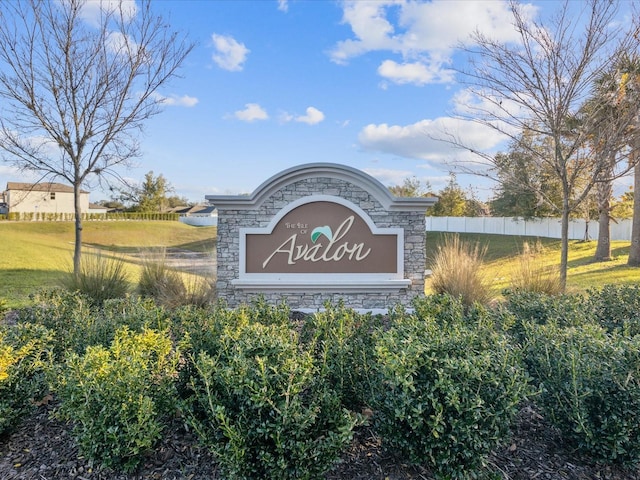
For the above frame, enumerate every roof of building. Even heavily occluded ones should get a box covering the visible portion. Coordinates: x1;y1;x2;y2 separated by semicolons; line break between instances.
169;204;217;215
88;203;109;210
6;182;89;194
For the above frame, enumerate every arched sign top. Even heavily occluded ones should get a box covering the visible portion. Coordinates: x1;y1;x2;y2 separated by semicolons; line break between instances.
206;162;436;212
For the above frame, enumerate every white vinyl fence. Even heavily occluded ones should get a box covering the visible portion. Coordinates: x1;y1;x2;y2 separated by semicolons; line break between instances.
426;216;633;241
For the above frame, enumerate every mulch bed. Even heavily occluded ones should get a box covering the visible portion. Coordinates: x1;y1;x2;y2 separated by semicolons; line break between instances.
2;400;639;480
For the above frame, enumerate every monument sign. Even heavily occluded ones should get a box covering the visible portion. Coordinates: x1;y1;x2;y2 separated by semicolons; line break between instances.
206;163;436;309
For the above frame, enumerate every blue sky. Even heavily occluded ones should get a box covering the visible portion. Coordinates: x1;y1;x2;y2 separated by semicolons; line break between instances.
0;0;636;203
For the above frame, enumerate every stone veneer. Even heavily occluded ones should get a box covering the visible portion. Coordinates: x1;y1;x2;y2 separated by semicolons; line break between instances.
206;163;436;309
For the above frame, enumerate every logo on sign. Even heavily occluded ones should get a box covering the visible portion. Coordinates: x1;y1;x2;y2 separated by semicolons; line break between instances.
262;215;372;269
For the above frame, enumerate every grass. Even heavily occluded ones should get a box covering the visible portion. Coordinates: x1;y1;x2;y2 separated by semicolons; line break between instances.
1;222;639;309
429;234;492;307
0;221;216;308
426;232;640;299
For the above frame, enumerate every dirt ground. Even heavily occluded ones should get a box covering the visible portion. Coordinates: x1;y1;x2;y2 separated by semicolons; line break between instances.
1;401;639;480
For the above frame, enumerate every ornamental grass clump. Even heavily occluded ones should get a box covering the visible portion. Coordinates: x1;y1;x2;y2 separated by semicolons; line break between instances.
429;234;492;307
523;322;640;465
61;250;129;305
372;300;529;479
185;320;357;480
511;240;562;295
138;247;214;308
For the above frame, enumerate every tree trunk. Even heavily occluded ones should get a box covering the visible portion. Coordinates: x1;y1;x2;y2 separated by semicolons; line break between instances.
73;183;83;276
559;200;570;292
629;160;640;266
594;180;613;261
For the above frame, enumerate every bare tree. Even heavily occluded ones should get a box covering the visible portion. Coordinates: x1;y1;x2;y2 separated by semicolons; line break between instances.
445;0;640;290
0;0;193;274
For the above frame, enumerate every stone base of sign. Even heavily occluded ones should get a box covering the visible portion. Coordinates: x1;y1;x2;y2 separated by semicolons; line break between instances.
206;163;436;309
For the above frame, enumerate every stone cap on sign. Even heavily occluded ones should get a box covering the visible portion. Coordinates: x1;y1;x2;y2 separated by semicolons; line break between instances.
205;162;438;211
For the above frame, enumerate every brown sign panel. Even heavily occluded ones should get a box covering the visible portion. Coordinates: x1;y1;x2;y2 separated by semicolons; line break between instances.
245;201;398;274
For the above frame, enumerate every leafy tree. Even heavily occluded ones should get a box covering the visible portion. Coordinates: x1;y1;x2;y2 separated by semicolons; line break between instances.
447;0;640;289
612;188;634;219
0;0;193;274
136;171;171;213
115;171;183;212
580;56;640;260
388;176;433;197
166;195;191;209
430;176;480;217
616;56;640;266
490;131;561;219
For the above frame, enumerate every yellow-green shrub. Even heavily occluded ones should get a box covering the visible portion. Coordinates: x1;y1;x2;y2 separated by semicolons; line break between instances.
56;328;179;472
0;323;53;435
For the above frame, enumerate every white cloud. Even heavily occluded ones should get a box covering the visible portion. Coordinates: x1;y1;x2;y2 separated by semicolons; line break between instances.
295;107;325;125
105;31;139;56
362;167;416;187
0;164;24;179
76;0;138;27
278;0;289;12
330;1;400;65
330;0;538;86
357;117;508;167
233;103;269;122
211;34;250;71
153;93;199;107
378;59;454;86
280;107;325;125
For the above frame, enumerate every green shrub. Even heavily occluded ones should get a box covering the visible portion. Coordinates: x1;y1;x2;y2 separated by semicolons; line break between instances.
429;234;492;307
185;321;356;480
412;294;465;326
585;284;640;336
56;327;179;472
99;296;171;336
523;322;640;465
175;298;292;360
372;309;529;479
17;289;94;358
301;301;383;410
61;250;129;305
503;290;592;341
18;290;170;358
0;323;53;435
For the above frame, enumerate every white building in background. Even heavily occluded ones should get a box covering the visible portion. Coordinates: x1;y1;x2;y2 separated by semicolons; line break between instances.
172;204;218;226
4;182;90;216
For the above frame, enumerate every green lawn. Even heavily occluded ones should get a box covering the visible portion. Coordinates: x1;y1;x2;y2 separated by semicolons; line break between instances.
1;222;638;309
0;221;216;308
426;232;640;298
